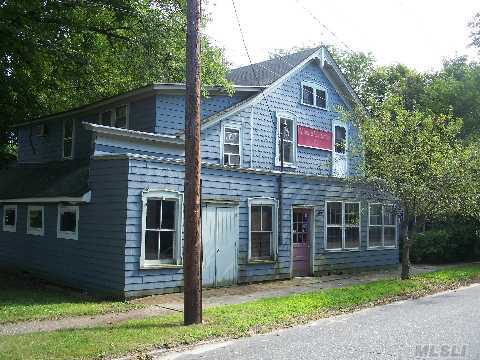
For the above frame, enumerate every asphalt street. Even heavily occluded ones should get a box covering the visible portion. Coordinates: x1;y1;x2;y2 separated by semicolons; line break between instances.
160;284;480;360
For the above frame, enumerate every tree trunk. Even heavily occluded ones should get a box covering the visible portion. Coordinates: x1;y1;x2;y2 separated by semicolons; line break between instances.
401;217;416;280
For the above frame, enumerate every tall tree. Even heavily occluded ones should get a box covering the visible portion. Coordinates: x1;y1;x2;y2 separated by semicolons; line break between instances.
0;0;230;160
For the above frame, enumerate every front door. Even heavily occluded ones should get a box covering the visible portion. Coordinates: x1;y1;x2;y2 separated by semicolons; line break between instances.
202;204;238;287
292;208;311;276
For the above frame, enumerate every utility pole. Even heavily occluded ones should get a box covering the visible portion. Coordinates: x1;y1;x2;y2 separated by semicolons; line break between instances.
183;0;202;325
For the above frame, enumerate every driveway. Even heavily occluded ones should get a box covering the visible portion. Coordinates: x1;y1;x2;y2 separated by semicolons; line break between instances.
161;284;480;360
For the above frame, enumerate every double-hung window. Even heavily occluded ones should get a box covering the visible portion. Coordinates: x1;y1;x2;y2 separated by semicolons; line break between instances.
275;113;296;166
368;204;397;248
141;190;183;268
63;119;74;159
100;104;129;129
325;201;360;250
301;82;327;109
57;205;79;240
222;125;241;166
2;205;17;232
27;206;44;236
249;198;277;261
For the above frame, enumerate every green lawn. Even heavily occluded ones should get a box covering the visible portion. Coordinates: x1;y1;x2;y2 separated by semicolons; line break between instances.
1;265;480;360
0;272;140;324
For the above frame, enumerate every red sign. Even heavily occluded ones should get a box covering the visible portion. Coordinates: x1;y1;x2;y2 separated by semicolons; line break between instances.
297;125;332;151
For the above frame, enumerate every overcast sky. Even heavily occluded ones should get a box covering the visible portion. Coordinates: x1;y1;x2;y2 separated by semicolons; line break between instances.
204;0;480;71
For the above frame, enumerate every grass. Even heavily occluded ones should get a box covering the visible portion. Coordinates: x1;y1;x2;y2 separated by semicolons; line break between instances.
1;265;480;360
0;272;141;324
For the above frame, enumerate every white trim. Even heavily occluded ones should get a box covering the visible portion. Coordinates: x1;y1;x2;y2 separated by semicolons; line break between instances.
140;189;184;269
332;120;349;178
62;119;75;160
301;81;328;110
83;122;184;145
220;122;242;167
27;205;44;236
57;205;79;240
2;205;17;232
367;203;398;249
324;201;361;251
275;111;297;167
0;191;92;204
248;197;278;262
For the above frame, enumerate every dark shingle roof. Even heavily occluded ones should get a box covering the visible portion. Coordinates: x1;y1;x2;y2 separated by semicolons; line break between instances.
227;47;320;86
0;160;90;200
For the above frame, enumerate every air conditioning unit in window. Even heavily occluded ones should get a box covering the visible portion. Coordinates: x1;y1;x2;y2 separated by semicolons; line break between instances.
224;154;240;167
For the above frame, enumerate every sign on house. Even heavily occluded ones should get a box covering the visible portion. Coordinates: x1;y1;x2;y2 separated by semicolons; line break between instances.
297;125;332;151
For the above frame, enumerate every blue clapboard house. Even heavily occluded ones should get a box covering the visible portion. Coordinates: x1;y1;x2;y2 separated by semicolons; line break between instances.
0;47;399;298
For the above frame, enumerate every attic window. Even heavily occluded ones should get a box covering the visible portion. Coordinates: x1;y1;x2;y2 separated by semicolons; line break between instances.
301;82;327;110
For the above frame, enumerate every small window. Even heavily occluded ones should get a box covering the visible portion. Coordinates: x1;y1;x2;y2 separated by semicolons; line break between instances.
334;125;346;154
27;206;44;236
249;198;277;261
325;201;360;250
276;114;296;166
32;124;46;137
99;105;129;129
301;82;328;109
63;119;74;159
57;205;79;240
368;204;397;248
223;126;241;166
2;205;17;232
141;190;183;268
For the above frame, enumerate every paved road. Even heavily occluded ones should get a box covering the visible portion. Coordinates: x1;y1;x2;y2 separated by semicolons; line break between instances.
161;284;480;360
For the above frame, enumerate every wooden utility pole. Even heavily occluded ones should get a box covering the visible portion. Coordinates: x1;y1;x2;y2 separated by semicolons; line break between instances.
183;0;202;325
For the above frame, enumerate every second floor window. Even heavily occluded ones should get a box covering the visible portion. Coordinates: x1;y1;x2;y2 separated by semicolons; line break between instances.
276;114;296;166
223;126;241;166
63;119;74;159
301;82;327;109
100;104;128;129
334;125;347;154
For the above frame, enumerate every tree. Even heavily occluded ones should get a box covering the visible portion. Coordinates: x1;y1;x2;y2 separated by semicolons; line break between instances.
0;0;230;160
353;97;480;278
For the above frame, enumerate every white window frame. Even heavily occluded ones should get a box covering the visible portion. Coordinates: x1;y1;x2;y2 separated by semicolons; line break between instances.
275;111;297;167
324;201;361;251
99;104;129;129
2;205;17;232
57;205;79;240
62;119;75;160
27;205;44;236
367;203;398;249
248;197;278;262
140;189;183;269
301;81;328;110
221;123;242;167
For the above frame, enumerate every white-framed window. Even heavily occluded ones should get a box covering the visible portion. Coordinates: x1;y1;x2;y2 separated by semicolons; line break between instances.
99;104;129;129
2;205;17;232
301;81;328;110
57;205;79;240
140;189;183;268
248;198;278;261
325;201;360;250
368;204;397;248
63;119;75;159
221;124;241;167
27;206;44;236
333;124;347;154
275;112;296;167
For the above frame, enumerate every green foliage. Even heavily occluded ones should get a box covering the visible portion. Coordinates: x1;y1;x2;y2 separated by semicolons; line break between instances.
0;0;231;159
1;265;480;360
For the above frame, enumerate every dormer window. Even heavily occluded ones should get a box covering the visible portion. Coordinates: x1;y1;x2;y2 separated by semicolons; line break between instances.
222;124;241;167
301;82;327;110
100;104;129;129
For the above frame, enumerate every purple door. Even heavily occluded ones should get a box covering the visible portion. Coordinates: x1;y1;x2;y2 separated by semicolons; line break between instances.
292;209;311;276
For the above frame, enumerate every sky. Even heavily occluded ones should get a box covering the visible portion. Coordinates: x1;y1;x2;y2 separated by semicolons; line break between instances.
204;0;480;71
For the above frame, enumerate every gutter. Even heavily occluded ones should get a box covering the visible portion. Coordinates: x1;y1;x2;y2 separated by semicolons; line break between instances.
0;191;92;204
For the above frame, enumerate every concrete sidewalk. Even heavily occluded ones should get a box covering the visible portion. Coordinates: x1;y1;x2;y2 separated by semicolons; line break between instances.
0;264;441;336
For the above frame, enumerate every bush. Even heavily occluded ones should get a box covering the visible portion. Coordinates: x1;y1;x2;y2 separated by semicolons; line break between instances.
411;221;480;264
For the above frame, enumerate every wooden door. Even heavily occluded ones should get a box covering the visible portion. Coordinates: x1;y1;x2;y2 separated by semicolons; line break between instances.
292;208;311;276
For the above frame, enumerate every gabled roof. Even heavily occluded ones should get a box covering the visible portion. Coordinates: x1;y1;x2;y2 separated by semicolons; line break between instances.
227;47;320;86
0;160;90;202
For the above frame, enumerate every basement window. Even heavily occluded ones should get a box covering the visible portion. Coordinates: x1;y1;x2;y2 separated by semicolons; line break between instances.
141;190;183;268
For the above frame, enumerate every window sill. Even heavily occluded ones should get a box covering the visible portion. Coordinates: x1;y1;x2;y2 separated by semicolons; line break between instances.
140;264;183;270
247;259;276;264
275;162;297;169
300;102;328;112
323;248;361;253
367;246;397;251
27;231;44;237
2;228;16;233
